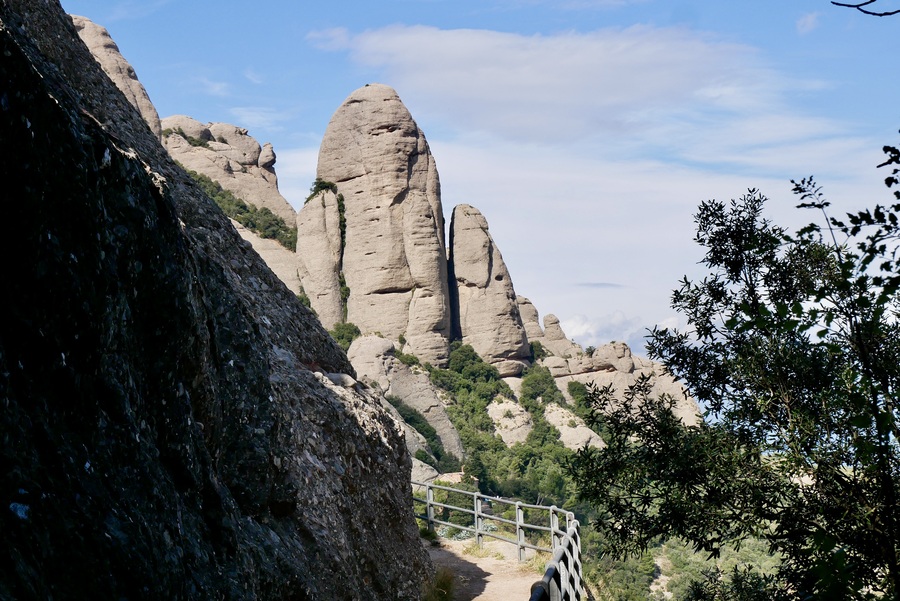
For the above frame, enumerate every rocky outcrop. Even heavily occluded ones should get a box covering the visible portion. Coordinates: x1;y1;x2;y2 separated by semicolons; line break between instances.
161;115;297;226
71;15;162;140
233;220;303;296
313;84;451;366
297;188;344;329
0;4;429;599
449;205;530;377
543;404;603;449
348;336;464;462
517;296;546;341
486;399;533;446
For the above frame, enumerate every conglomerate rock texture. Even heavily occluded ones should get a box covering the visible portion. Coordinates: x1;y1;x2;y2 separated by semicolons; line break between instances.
312;83;452;366
448;204;530;377
70;14;162;140
0;3;429;599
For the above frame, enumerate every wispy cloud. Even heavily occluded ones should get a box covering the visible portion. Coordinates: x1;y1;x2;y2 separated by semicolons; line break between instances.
313;25;787;146
198;76;229;97
797;12;821;35
243;69;264;84
312;24;870;181
228;106;286;131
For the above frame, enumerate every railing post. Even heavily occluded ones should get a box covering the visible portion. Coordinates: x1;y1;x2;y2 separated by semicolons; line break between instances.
516;501;526;562
426;485;435;533
475;494;483;548
550;506;559;550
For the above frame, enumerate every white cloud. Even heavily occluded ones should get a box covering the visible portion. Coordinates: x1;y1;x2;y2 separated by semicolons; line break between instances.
323;24;789;146
275;146;321;209
797;12;821;35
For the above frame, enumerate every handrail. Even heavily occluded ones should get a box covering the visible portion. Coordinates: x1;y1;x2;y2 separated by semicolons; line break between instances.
411;480;584;600
529;521;583;601
411;480;574;561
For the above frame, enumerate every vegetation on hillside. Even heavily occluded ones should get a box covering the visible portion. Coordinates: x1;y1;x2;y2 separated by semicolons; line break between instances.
328;321;360;351
386;395;461;473
570;140;900;599
184;168;297;250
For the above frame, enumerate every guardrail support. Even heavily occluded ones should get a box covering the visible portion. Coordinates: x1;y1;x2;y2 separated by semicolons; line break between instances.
426;485;435;533
550;505;560;550
516;501;526;562
475;495;484;548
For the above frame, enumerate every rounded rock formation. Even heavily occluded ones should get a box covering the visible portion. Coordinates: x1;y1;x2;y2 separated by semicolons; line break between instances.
312;83;451;366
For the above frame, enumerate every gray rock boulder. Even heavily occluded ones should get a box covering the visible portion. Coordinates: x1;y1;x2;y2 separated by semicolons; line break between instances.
486;399;532;446
543;404;603;450
540;314;583;358
449;204;530;377
71;15;162;140
315;83;451;366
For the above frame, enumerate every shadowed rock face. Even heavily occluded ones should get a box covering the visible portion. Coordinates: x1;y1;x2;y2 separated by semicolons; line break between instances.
0;3;428;599
312;83;452;366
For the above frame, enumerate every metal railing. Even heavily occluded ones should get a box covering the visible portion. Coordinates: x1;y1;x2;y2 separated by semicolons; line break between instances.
411;480;584;600
529;520;583;601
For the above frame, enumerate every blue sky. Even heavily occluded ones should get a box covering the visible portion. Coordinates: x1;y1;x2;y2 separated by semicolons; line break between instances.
62;0;900;353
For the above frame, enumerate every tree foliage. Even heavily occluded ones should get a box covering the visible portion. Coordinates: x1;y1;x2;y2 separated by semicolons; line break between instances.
570;141;900;599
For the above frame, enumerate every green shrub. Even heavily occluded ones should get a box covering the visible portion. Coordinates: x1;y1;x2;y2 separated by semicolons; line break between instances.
183;168;297;251
386;395;460;472
329;321;361;351
165;126;210;148
396;351;420;367
530;340;549;361
305;178;338;203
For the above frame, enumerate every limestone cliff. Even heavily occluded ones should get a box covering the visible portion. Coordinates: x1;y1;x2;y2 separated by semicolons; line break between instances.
1;4;428;599
448;204;530;377
311;84;452;366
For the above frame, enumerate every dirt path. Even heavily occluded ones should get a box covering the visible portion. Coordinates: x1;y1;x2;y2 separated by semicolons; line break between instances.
426;538;546;601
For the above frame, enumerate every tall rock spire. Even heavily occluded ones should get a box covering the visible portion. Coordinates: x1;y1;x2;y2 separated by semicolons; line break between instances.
71;15;162;140
308;83;451;366
449;204;530;376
